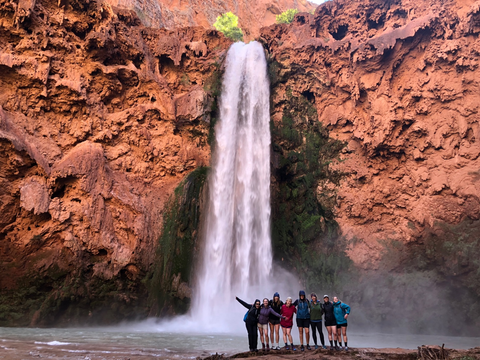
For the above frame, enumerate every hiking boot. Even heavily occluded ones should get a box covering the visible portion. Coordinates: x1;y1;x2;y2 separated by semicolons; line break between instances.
345;347;349;351
292;345;297;351
306;345;311;350
262;343;265;351
315;345;318;350
285;345;290;350
335;345;340;351
301;345;305;351
266;344;270;351
323;345;327;349
329;346;334;350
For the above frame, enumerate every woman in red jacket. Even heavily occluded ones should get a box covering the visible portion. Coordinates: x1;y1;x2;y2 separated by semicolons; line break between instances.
280;297;297;350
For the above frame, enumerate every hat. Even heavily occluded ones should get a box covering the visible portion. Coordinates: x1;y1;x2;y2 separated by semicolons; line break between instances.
274;292;280;298
299;290;306;296
323;295;329;298
310;292;317;298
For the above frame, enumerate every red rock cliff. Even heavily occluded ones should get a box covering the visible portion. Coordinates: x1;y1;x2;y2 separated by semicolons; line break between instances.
102;0;315;40
0;0;230;325
262;0;480;268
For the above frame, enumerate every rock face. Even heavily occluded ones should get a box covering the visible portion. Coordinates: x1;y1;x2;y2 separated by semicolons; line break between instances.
0;0;229;325
262;0;480;334
2;0;480;334
102;0;315;40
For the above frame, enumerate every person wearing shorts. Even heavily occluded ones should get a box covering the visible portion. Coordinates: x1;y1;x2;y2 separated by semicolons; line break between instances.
280;297;296;350
333;296;350;351
269;292;283;350
322;295;337;350
293;290;311;351
258;298;283;351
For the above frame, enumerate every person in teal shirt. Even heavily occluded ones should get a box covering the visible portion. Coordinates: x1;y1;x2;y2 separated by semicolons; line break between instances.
332;296;350;350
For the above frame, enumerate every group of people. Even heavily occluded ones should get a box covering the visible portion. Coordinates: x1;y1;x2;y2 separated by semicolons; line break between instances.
236;291;351;352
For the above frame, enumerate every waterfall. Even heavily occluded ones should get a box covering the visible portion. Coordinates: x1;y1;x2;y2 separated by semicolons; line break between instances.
193;41;272;326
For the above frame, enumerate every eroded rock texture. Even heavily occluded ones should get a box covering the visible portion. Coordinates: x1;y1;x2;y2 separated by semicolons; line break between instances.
102;0;315;40
0;0;229;325
263;0;480;333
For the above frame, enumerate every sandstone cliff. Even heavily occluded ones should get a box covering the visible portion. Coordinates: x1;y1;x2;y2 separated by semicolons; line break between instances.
102;0;315;40
0;0;230;325
262;0;480;334
2;0;480;335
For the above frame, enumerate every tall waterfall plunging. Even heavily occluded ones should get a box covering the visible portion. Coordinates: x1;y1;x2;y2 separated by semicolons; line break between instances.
193;41;273;326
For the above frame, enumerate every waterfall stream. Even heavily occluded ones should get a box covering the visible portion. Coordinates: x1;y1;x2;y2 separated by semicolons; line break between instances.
193;41;273;325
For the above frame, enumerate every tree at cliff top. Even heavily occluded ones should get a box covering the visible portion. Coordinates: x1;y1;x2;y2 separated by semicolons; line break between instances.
213;12;244;42
276;9;299;24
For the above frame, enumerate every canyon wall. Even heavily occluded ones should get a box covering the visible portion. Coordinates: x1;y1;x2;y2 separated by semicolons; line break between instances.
1;0;480;335
101;0;315;40
0;0;230;325
263;0;480;335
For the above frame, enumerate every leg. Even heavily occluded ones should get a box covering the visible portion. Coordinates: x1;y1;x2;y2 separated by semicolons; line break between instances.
264;326;269;346
311;323;317;345
246;322;257;351
287;328;293;344
269;323;274;345
318;322;325;346
342;326;347;346
305;327;310;345
275;324;280;345
282;326;288;345
258;326;265;347
298;326;304;345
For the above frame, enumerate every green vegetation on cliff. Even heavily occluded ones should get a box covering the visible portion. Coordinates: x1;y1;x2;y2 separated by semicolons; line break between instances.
148;167;208;315
276;9;299;24
213;12;244;42
270;89;351;291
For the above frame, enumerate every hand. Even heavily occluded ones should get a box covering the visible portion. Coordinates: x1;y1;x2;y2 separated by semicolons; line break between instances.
344;314;348;319
282;316;287;319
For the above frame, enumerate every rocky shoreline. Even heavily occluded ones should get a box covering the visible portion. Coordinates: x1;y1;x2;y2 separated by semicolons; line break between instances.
201;346;480;360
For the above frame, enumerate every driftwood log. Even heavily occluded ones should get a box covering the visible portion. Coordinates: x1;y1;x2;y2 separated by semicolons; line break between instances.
418;344;449;360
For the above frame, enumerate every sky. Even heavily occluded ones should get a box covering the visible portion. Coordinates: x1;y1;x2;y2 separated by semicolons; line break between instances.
309;0;329;4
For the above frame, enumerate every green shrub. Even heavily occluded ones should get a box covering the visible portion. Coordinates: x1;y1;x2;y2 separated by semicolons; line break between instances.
213;12;243;42
276;9;299;24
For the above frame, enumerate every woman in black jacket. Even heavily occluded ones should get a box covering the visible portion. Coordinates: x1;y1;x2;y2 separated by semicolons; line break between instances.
322;295;338;350
236;297;261;352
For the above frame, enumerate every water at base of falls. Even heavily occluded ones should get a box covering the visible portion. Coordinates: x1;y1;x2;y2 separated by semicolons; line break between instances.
1;326;479;359
192;41;287;330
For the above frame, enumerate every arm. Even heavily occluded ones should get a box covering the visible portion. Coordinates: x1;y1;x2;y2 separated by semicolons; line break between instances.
236;297;251;309
293;299;299;307
342;303;351;318
269;308;283;319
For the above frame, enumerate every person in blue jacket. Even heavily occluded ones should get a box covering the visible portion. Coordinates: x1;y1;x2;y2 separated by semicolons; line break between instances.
332;296;350;351
293;290;311;351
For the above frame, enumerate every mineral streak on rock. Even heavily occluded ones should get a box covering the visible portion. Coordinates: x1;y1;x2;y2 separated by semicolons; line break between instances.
261;0;480;269
0;0;230;325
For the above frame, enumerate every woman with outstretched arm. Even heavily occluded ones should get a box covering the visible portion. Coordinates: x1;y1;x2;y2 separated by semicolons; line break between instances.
236;297;261;352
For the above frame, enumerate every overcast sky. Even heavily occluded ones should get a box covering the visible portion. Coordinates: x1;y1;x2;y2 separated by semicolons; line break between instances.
309;0;328;4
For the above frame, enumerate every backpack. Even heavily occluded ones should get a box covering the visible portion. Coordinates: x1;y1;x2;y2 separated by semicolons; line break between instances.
243;310;249;322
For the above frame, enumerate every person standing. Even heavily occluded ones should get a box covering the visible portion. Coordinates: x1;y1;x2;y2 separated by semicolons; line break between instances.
293;290;311;351
269;292;283;350
322;295;337;350
280;297;296;351
309;293;326;349
236;297;261;352
258;298;283;351
333;296;351;351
